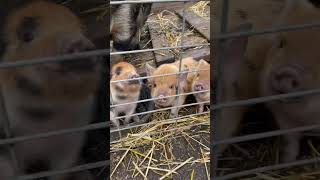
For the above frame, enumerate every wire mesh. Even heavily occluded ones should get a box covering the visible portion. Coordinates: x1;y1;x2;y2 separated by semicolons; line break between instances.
109;0;211;178
213;0;320;179
0;0;209;179
109;0;210;131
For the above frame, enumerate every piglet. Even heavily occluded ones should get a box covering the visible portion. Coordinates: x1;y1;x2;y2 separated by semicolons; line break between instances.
110;61;141;127
146;57;198;118
259;4;320;162
135;78;155;123
191;59;210;113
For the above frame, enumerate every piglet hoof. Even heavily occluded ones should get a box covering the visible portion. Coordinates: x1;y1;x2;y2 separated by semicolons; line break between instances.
170;113;178;119
280;153;297;164
110;120;120;128
132;115;141;123
198;106;204;113
124;117;132;125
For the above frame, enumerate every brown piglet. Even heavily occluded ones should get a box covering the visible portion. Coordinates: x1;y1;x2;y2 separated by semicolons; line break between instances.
110;61;141;127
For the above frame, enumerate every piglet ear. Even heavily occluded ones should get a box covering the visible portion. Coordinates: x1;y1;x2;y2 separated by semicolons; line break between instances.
178;68;189;86
197;59;209;68
222;22;252;65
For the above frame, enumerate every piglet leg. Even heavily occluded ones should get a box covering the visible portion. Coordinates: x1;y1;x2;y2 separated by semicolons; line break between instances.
280;132;301;163
110;111;120;127
170;95;186;118
198;102;204;113
124;108;136;124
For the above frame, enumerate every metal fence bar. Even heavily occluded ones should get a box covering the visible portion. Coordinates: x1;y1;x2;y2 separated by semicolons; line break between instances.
215;22;320;40
110;111;210;133
110;43;210;55
110;68;209;83
212;0;320;179
215;157;320;180
110;0;209;5
212;0;229;177
175;0;187;121
17;160;109;180
213;88;320;111
0;49;110;69
111;89;210;108
111;101;209;121
213;124;320;147
0;91;20;175
110;121;209;145
0;122;108;146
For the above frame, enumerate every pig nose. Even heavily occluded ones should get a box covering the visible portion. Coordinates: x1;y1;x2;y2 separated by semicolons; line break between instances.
128;74;140;85
270;65;302;94
156;94;168;103
60;38;97;72
194;83;204;91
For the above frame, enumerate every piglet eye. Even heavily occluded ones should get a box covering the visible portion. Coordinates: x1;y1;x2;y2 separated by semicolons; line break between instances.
170;85;174;89
197;73;200;77
17;17;38;43
153;83;157;88
22;32;34;42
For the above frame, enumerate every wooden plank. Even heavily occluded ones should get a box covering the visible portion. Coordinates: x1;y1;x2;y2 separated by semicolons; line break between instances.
182;47;210;62
147;15;175;67
148;5;210;67
151;2;185;14
176;4;210;40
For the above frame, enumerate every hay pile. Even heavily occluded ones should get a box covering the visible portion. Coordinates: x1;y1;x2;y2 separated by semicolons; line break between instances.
189;1;210;20
110;108;210;179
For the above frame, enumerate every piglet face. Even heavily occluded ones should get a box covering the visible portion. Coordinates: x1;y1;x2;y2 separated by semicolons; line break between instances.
1;1;102;101
260;30;320;119
111;62;141;96
146;63;188;108
192;59;210;101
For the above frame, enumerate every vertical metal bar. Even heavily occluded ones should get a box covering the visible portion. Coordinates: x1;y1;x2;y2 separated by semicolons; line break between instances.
212;0;229;178
0;92;19;178
109;56;123;141
175;1;187;120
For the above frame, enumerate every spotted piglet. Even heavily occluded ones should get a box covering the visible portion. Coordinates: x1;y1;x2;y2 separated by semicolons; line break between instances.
110;61;141;127
191;59;210;113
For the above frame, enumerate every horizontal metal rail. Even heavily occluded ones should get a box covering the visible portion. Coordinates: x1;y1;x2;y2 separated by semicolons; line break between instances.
215;157;320;180
110;43;210;55
0;122;108;146
213;124;320;147
110;68;209;83
0;49;110;69
111;100;209;121
17;160;109;180
110;110;209;133
212;88;320;110
110;0;209;5
215;22;320;40
110;121;209;145
111;89;209;108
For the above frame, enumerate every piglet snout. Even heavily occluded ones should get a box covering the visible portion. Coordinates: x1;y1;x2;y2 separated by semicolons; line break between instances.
156;94;168;104
194;81;208;91
194;84;204;91
128;74;140;85
270;65;302;94
60;35;97;72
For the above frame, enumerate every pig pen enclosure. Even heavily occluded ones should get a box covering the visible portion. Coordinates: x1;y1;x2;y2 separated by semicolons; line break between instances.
213;0;320;180
0;0;109;180
110;0;210;179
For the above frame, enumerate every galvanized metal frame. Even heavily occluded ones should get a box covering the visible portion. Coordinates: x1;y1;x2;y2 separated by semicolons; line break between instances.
212;0;320;179
0;0;210;179
109;0;211;138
